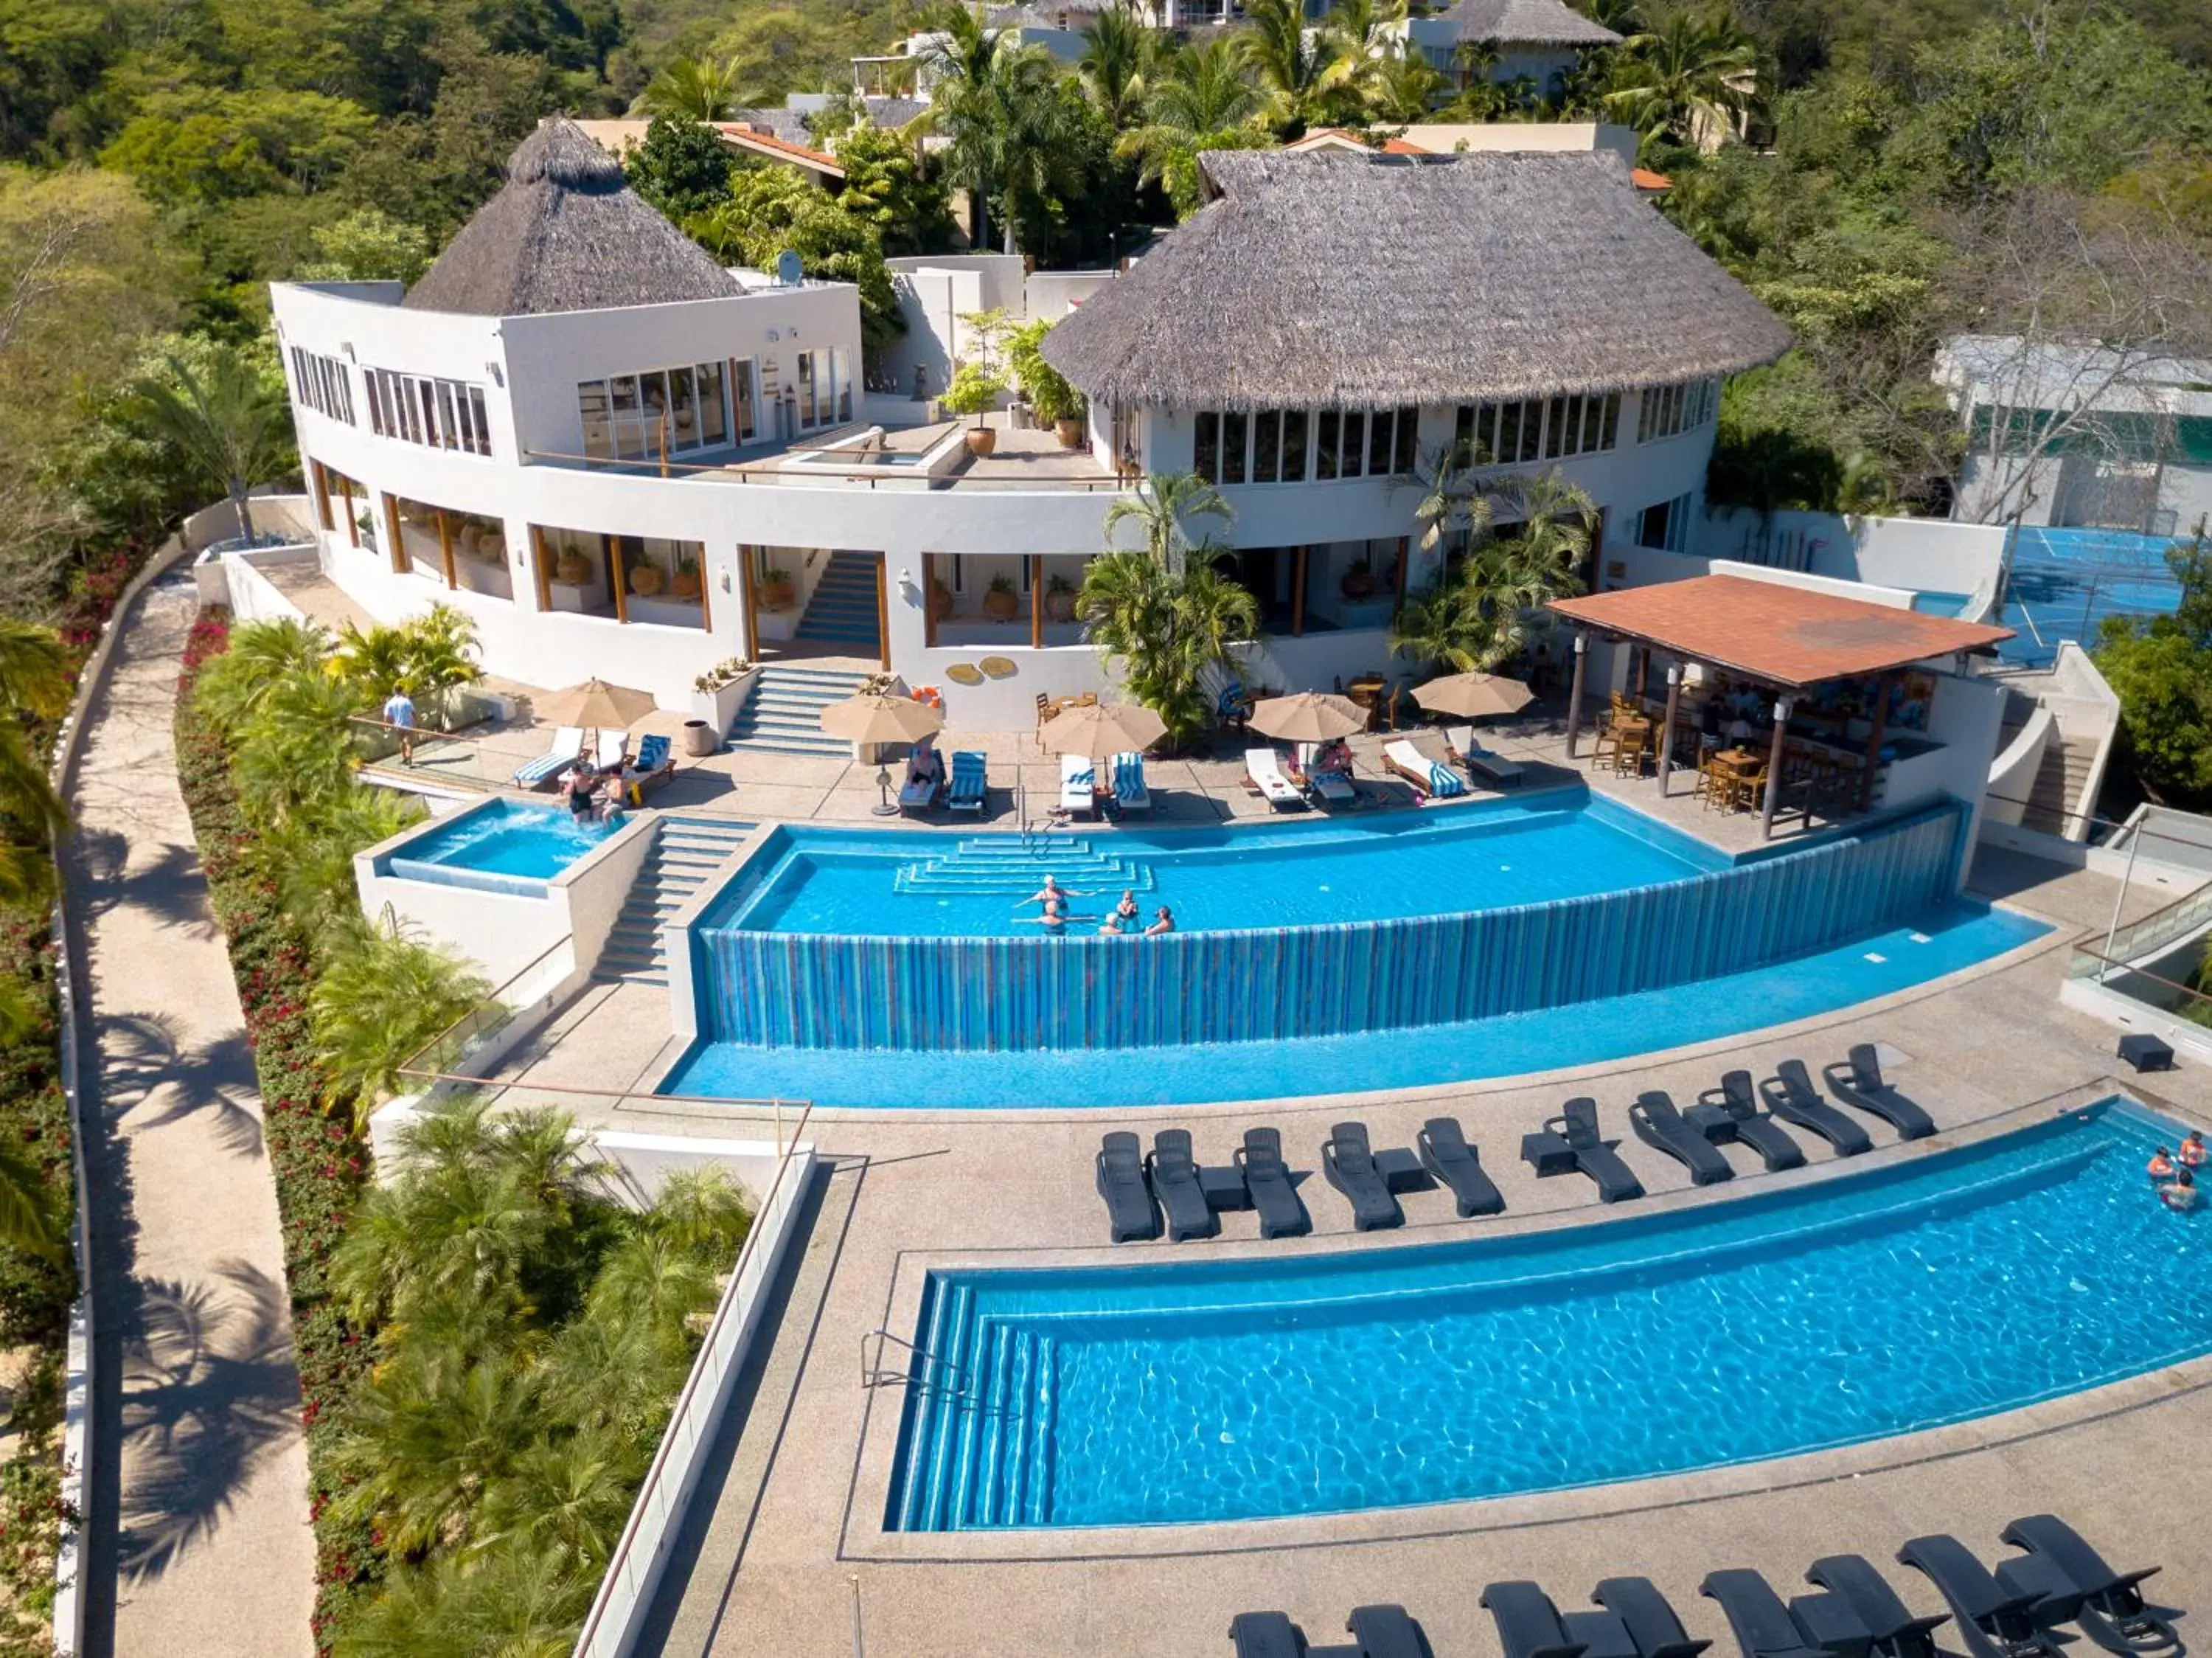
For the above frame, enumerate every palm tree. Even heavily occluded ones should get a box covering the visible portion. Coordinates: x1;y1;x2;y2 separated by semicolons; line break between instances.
336;1541;592;1658
0;1145;59;1261
1238;0;1357;134
232;662;358;830
1079;4;1152;129
310;917;490;1125
634;55;748;122
473;1429;641;1571
131;345;293;546
1077;549;1259;748
1322;0;1407;119
258;785;421;934
1601;8;1761;151
1370;40;1448;122
0;618;74;911
1116;38;1266;214
190;616;331;738
1390;465;1597;671
1100;469;1232;575
330;605;481;729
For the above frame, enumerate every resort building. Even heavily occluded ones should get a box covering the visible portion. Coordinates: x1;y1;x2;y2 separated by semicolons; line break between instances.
271;121;1787;726
1390;0;1624;96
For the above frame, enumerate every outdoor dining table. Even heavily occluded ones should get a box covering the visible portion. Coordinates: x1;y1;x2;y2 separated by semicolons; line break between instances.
1346;675;1388;729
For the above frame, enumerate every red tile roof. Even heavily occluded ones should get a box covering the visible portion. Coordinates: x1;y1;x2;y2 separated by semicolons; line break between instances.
1631;167;1672;190
1547;575;2014;688
712;124;846;178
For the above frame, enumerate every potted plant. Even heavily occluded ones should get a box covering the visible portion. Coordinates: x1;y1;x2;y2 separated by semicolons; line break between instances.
670;551;702;599
981;572;1020;621
470;527;505;564
1043;572;1077;623
942;361;1006;457
757;565;795;609
1008;318;1087;449
689;656;758;739
553;546;592;586
629;560;666;597
929;576;954;622
1340;558;1376;600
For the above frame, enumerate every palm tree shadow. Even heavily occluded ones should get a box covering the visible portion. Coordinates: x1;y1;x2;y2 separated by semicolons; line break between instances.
97;1012;265;1161
69;828;220;941
114;1259;302;1584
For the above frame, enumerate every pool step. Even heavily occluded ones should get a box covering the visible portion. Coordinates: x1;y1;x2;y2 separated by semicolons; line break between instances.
897;835;1156;897
593;815;754;985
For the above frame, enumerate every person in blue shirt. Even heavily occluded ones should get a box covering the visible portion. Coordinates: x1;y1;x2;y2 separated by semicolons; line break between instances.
381;686;417;761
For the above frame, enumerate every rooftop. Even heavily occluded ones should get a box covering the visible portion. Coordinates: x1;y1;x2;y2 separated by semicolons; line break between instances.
1427;0;1625;46
1549;575;2017;687
1042;150;1792;412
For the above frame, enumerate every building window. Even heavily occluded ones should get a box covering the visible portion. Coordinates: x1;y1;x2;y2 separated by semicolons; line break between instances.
1193;406;1416;486
786;349;851;434
365;368;490;456
288;348;355;424
1456;393;1618;466
575;361;734;463
1638;491;1694;552
1635;378;1717;444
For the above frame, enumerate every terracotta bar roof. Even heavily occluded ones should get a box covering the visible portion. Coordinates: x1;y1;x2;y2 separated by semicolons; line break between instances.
1547;575;2015;688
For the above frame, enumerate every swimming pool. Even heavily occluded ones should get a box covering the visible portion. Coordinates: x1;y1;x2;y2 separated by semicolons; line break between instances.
380;799;613;896
886;1098;2210;1531
709;795;1725;937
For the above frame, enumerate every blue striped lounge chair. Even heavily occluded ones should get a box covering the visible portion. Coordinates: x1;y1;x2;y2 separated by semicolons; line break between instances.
1383;738;1465;800
948;750;987;812
1111;750;1151;813
512;725;583;788
624;732;675;802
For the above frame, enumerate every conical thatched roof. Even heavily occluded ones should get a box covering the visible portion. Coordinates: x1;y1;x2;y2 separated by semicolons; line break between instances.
403;118;737;318
1042;150;1791;412
1438;0;1623;47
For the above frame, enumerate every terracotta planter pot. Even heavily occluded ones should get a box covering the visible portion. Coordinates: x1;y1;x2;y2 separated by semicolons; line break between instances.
670;566;701;600
629;563;665;597
1044;589;1077;623
929;586;953;622
554;550;592;586
1340;571;1376;600
981;587;1019;622
758;575;795;611
1054;417;1085;449
965;427;998;458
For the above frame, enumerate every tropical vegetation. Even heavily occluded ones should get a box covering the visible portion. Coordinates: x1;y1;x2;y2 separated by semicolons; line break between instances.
1392;459;1600;672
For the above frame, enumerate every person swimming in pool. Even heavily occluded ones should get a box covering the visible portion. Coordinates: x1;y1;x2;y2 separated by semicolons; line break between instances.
1015;875;1081;913
2150;1146;2178;1184
2165;1168;2201;1212
1113;890;1139;923
1144;904;1175;936
2183;1130;2207;1172
1030;894;1070;932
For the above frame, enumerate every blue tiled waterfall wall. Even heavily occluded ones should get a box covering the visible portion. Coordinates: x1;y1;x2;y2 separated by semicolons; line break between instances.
690;800;1970;1052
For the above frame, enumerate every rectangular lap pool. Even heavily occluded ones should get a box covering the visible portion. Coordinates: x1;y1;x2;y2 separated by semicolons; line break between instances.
380;798;613;897
888;1098;2210;1529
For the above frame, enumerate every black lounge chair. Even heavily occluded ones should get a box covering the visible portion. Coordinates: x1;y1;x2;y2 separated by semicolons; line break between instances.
1823;1046;1937;1140
1231;1610;1309;1658
1999;1515;2183;1654
1418;1117;1505;1216
1481;1581;1607;1658
1146;1128;1219;1241
1629;1091;1735;1186
1896;1535;2065;1658
1323;1121;1404;1230
1700;1568;1861;1658
1806;1555;1951;1658
1346;1604;1436;1658
1760;1060;1874;1156
1237;1127;1311;1239
1522;1098;1645;1204
1593;1577;1714;1658
1687;1072;1806;1172
1095;1131;1159;1243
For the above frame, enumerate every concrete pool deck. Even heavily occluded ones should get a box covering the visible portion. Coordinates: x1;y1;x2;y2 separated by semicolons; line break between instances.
463;847;2212;1657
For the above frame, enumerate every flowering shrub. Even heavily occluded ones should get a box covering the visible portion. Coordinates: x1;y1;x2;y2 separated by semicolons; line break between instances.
173;609;380;1648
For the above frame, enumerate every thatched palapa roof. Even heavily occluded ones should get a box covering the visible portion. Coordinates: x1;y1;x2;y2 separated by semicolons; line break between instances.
404;118;738;318
1041;150;1792;412
1436;0;1623;48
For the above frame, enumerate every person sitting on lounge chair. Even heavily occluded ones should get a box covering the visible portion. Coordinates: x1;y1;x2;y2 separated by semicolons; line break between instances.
596;764;627;822
1145;904;1175;936
2149;1146;2177;1184
907;743;941;791
2164;1168;2199;1211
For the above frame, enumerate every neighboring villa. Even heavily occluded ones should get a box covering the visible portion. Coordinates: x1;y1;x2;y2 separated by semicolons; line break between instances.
270;119;1788;726
1391;0;1624;95
1935;333;2212;536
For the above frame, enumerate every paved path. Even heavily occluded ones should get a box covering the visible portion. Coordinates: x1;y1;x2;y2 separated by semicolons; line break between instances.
66;575;314;1657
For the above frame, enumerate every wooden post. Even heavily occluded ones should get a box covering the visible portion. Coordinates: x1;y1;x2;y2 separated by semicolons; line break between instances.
608;534;629;622
434;507;457;589
923;552;939;650
339;476;358;547
1761;693;1792;839
874;555;890;669
1392;534;1410;620
741;547;760;660
309;461;333;532
1029;553;1043;650
1658;662;1683;796
382;493;406;575
529;525;552;612
1860;672;1892;813
696;544;712;632
1565;631;1588;759
1291;545;1308;638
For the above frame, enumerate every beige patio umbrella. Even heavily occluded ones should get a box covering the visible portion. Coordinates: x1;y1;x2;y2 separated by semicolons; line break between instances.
1248;691;1366;742
534;677;658;730
818;692;945;746
1036;701;1167;760
1412;671;1534;720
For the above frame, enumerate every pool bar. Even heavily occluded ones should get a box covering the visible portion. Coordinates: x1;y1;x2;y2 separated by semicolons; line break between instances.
687;799;1970;1052
885;1098;2209;1532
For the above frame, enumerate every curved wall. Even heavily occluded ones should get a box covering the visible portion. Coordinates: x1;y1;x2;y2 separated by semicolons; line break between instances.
689;799;1970;1052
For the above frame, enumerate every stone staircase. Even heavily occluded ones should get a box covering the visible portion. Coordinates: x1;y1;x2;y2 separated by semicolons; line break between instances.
594;815;755;985
726;663;867;756
1997;690;2098;836
792;550;882;653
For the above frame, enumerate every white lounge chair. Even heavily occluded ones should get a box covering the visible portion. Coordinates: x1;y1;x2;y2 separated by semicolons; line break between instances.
948;750;987;812
1245;748;1304;810
1110;750;1151;814
899;751;942;812
1383;738;1467;800
1445;724;1523;788
511;726;584;788
593;729;627;769
1060;752;1099;816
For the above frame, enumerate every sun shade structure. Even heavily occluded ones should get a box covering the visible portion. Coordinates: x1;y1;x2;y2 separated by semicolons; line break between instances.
1248;692;1367;742
533;677;659;729
818;693;945;746
1433;0;1624;46
1041;150;1792;412
1413;672;1535;718
404;118;739;317
1036;701;1167;759
1547;576;2016;689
